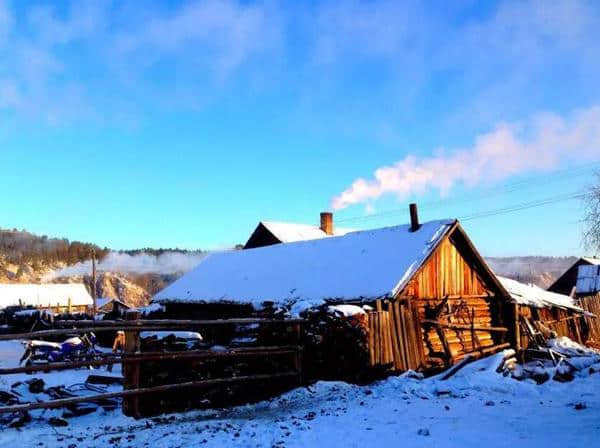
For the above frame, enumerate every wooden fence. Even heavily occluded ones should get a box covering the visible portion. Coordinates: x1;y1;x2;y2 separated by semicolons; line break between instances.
579;295;600;346
0;316;305;418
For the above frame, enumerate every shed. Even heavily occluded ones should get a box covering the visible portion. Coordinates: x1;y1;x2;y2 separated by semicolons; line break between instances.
154;211;514;373
547;257;600;296
96;297;130;314
0;283;93;312
498;276;587;347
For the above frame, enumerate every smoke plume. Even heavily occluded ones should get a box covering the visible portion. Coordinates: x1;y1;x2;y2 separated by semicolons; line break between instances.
47;251;208;279
332;106;600;210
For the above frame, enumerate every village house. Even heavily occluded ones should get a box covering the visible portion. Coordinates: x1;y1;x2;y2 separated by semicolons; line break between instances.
152;206;520;375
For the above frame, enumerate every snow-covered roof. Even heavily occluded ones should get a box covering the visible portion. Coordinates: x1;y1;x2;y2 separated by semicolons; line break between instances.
259;221;354;243
153;219;456;314
96;297;129;308
0;283;93;309
498;276;582;312
581;257;600;265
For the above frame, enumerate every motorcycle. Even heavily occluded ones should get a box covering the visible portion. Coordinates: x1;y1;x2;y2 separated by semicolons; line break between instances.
19;332;99;366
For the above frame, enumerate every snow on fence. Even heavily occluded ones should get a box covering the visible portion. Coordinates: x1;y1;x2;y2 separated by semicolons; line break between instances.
0;314;305;418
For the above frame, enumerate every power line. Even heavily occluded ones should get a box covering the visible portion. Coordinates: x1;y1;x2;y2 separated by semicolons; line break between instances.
458;191;585;222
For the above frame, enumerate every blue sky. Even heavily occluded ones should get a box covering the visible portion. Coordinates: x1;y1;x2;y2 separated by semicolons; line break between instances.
1;0;599;255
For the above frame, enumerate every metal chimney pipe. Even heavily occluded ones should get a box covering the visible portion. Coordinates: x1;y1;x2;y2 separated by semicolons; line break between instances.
409;203;420;231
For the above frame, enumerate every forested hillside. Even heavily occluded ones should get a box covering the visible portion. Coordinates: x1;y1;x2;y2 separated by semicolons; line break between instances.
0;227;205;306
0;227;109;266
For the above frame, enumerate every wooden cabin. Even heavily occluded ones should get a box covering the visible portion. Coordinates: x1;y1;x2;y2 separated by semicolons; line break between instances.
153;206;515;375
0;283;93;314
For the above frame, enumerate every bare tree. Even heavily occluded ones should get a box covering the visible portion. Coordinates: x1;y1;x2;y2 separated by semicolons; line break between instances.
582;175;600;253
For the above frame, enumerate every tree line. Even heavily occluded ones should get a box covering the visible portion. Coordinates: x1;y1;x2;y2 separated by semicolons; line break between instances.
0;227;110;267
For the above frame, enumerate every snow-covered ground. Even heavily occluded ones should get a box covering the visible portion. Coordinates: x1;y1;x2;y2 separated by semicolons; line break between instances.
1;341;600;448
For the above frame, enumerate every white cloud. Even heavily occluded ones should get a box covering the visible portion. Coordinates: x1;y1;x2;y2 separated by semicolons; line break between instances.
115;0;279;78
0;0;282;122
331;105;600;210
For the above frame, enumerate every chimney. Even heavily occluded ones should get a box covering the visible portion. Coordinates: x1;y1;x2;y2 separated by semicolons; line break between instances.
409;203;420;231
320;212;334;235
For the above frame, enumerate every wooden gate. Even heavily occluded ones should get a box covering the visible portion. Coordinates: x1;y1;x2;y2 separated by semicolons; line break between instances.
367;300;425;372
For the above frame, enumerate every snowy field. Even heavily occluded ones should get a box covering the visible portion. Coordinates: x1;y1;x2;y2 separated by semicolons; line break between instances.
1;341;600;448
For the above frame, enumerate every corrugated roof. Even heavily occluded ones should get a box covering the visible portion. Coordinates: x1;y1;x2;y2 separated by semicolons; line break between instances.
498;276;582;312
153;219;456;315
259;221;354;243
0;283;93;309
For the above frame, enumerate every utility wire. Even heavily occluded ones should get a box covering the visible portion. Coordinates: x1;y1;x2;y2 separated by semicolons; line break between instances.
458;191;585;222
336;163;597;224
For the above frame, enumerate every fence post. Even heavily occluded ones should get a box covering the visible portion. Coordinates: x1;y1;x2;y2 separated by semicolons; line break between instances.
123;311;141;418
292;323;303;386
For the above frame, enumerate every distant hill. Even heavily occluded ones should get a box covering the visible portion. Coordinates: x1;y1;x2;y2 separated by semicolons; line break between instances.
0;227;206;307
485;256;577;289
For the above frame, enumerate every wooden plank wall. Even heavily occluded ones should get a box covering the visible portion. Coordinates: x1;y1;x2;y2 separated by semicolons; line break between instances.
578;295;600;346
367;301;425;372
400;236;505;366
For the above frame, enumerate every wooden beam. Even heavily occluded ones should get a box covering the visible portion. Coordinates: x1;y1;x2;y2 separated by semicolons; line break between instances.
0;372;299;415
0;347;301;375
421;320;509;333
0;319;306;341
460;342;511;358
412;294;494;301
53;318;307;328
441;354;474;380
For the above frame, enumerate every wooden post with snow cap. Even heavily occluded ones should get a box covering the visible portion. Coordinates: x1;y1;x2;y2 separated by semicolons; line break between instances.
292;323;303;386
123;310;141;418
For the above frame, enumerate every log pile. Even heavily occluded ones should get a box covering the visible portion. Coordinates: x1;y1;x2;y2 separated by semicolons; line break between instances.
301;305;370;383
